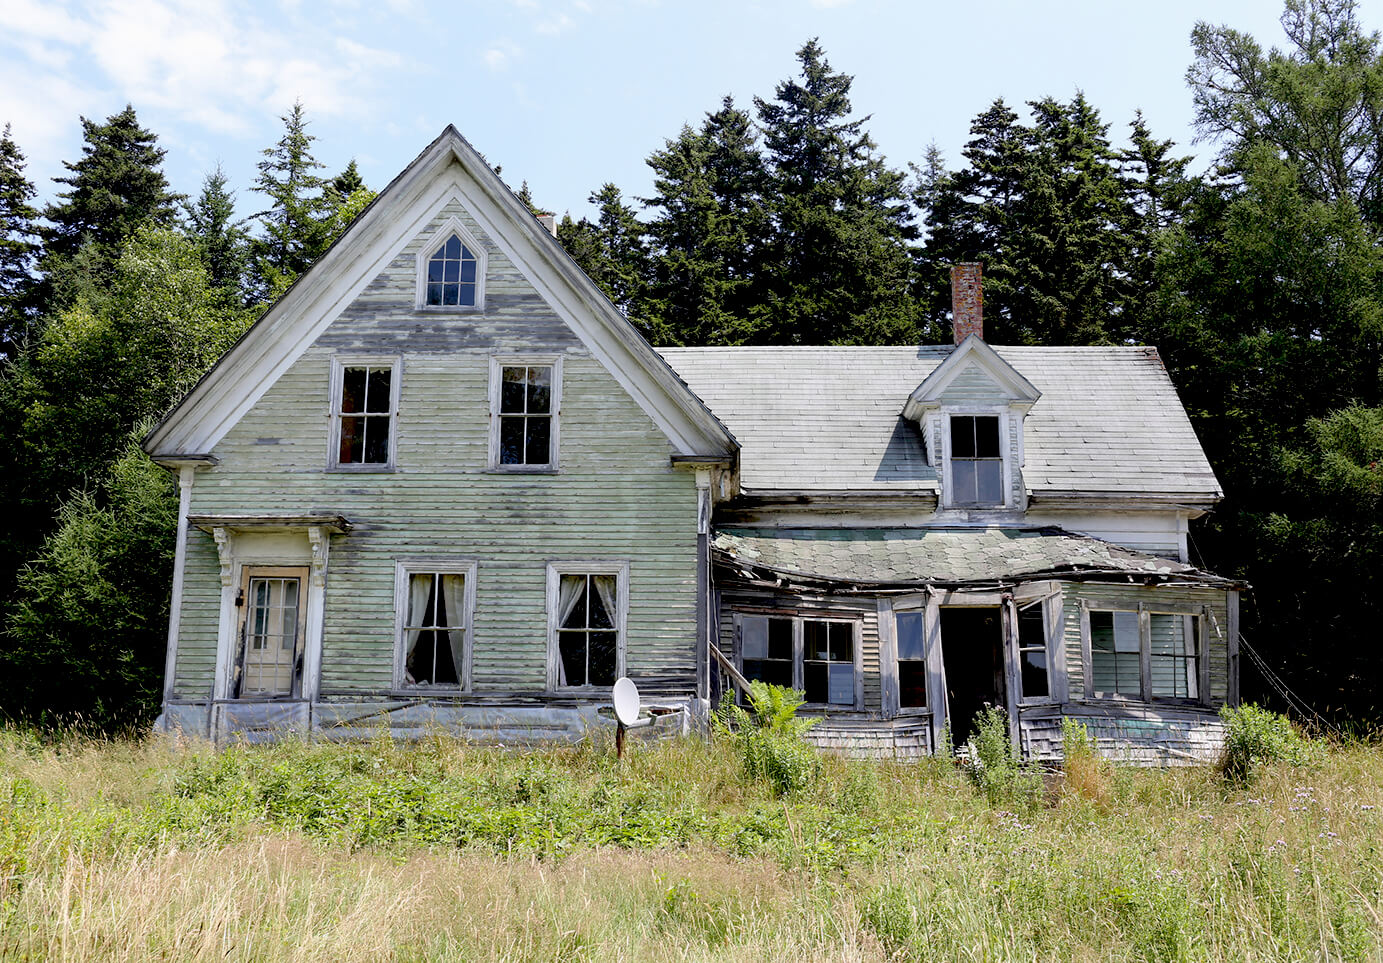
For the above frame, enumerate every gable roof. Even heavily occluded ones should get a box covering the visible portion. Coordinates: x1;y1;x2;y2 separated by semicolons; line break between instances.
902;333;1040;418
658;344;1222;503
143;127;735;462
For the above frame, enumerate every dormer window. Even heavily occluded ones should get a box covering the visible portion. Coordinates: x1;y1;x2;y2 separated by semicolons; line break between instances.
950;414;1003;506
414;215;487;310
425;235;478;306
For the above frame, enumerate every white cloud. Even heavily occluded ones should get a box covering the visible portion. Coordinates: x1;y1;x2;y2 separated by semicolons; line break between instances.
482;40;524;71
0;0;406;143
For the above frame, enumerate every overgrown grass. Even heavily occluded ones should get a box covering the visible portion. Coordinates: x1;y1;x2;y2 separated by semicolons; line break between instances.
1;727;1380;961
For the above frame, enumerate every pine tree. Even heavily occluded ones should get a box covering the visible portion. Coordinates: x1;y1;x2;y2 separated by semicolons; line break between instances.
754;40;920;344
918;96;1135;345
39;105;179;308
252;101;328;298
557;184;659;338
324;158;365;207
183;165;251;303
643;97;771;345
0;124;40;356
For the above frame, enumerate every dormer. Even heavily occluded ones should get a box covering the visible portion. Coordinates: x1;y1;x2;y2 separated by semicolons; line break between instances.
902;264;1041;512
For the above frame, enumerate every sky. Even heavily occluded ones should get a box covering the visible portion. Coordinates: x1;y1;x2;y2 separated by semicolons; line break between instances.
2;0;1382;224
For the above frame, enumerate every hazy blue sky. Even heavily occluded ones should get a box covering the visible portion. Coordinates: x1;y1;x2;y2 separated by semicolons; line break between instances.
2;0;1381;221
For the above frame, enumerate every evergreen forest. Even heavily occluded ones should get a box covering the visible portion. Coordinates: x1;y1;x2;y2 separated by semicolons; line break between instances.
0;0;1380;730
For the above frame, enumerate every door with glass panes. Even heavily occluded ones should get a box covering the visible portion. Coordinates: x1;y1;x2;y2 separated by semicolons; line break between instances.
234;566;309;699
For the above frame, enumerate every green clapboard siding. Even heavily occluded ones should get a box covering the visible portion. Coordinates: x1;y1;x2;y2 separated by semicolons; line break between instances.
173;195;700;700
1061;582;1231;703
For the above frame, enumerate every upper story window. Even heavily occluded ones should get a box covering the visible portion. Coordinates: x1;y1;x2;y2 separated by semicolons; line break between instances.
414;215;487;311
425;235;478;307
950;414;1003;507
330;357;399;469
490;357;560;471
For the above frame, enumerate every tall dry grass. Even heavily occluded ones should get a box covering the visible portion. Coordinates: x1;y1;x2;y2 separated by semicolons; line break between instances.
0;727;1380;961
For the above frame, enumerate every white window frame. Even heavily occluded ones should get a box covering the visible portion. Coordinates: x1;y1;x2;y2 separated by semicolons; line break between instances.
1080;601;1208;704
392;559;478;693
414;215;487;312
940;408;1012;510
327;355;401;471
733;610;865;711
546;561;628;692
1009;593;1061;707
489;355;561;472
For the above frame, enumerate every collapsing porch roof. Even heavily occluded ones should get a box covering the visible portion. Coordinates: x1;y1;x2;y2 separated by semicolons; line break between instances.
712;526;1241;592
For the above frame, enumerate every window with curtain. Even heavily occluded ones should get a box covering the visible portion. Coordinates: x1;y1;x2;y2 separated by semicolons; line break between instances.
400;571;468;687
554;572;620;688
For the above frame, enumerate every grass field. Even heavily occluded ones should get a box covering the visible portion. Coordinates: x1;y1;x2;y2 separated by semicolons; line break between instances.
0;728;1380;962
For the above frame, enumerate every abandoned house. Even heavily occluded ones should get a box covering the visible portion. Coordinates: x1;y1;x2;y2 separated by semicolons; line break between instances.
144;127;1241;762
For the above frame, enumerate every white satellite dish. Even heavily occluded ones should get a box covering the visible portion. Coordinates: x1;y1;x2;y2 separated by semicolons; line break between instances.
612;676;641;727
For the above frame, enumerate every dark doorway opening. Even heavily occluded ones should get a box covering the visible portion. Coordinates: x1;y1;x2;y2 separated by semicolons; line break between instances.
939;606;1005;746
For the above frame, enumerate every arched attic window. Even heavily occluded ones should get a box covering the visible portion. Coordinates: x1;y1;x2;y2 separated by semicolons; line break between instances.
425;234;479;307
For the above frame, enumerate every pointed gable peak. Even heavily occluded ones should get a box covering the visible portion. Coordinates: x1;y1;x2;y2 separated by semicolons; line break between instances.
902;334;1041;420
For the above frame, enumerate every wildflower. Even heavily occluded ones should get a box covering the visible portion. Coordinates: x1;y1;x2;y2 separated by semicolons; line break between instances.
1362;805;1375;811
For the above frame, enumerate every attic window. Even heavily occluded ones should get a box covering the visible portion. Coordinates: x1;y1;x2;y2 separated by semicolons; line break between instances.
425;235;478;306
950;415;1003;507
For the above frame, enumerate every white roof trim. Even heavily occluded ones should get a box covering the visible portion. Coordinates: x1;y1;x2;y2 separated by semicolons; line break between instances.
902;334;1042;420
144;127;736;461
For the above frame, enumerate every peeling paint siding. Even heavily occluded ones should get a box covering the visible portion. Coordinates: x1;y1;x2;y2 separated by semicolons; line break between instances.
172;196;700;700
172;533;221;699
1059;582;1231;702
1019;703;1225;765
937;366;1001;404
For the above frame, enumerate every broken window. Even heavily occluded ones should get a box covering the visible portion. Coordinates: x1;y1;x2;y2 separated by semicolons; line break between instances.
736;613;859;708
333;359;397;467
400;571;469;687
554;571;621;688
1090;610;1141;697
1150;614;1199;699
741;615;793;688
424;234;479;307
1016;602;1049;699
950;415;1003;507
235;567;308;698
895;610;928;709
496;363;555;467
1089;609;1202;701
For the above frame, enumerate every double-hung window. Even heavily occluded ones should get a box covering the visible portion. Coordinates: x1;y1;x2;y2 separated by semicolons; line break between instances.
395;561;476;690
548;563;627;689
949;414;1003;507
491;358;559;470
1087;608;1202;702
330;357;399;469
736;613;861;708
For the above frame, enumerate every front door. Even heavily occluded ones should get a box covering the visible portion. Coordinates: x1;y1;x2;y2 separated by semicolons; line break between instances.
235;566;309;699
938;606;1006;746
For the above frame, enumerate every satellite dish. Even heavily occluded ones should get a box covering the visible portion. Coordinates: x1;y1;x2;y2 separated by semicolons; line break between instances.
613;677;640;726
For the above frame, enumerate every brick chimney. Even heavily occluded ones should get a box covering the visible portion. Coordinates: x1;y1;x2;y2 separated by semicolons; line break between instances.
951;262;983;344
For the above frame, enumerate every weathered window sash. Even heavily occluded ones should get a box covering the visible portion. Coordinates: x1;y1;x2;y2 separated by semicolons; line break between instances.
732;610;864;710
392;559;478;693
1079;600;1211;705
327;355;401;471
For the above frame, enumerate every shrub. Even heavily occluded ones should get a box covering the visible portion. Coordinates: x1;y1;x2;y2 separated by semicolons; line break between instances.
960;704;1042;809
1060;717;1110;806
1219;703;1313;783
715;682;821;796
